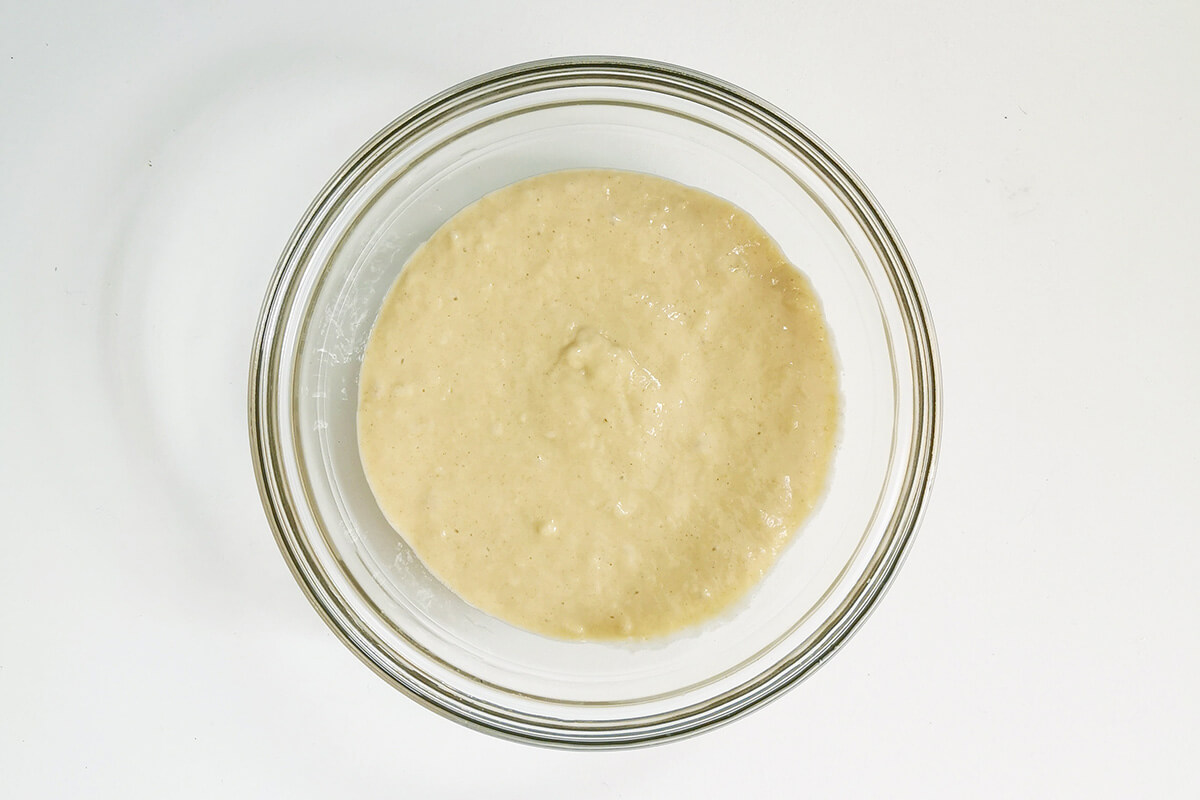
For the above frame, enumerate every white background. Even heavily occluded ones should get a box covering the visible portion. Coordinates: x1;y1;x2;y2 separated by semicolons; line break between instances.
3;0;1198;796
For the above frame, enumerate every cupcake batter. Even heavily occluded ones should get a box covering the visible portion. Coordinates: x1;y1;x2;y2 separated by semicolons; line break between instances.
358;170;839;639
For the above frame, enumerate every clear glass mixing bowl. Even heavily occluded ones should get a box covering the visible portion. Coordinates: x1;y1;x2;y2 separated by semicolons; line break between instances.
249;56;940;747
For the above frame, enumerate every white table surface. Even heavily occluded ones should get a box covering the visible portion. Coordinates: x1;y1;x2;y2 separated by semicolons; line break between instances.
3;1;1198;796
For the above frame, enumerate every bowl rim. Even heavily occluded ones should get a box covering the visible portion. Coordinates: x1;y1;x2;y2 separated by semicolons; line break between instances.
248;54;941;748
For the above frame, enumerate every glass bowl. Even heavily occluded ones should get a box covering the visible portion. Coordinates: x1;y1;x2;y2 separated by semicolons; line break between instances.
248;56;940;747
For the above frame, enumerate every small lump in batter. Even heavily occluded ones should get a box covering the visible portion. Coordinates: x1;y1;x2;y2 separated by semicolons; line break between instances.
358;169;839;639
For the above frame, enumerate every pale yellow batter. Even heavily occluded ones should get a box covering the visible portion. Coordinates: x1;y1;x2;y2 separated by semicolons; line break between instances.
358;170;838;639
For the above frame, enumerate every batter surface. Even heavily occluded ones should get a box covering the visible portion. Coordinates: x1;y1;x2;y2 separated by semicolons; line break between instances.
358;170;838;639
